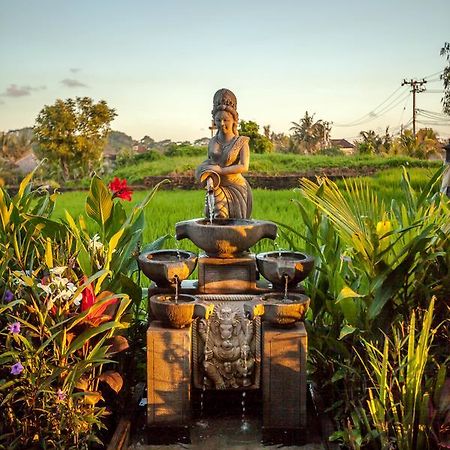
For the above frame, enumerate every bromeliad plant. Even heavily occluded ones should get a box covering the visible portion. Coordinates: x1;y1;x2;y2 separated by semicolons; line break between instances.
0;172;165;448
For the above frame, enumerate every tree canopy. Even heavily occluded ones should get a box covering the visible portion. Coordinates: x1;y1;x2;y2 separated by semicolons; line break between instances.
238;120;273;154
290;112;331;154
34;97;116;179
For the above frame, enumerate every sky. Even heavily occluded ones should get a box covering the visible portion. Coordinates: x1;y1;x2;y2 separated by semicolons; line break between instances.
1;0;449;142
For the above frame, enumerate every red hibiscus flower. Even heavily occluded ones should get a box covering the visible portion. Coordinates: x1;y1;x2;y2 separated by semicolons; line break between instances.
80;278;119;326
108;177;133;201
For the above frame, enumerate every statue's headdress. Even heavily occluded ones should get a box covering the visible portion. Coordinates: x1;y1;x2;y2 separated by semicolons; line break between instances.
212;88;238;118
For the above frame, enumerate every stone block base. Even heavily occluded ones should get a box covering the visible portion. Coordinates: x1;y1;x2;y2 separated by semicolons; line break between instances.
197;254;257;293
262;322;307;431
147;321;191;426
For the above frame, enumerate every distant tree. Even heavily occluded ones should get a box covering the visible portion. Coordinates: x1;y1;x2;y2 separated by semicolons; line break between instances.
238;120;273;154
390;128;441;159
356;128;391;155
441;42;450;115
34;97;116;179
290;112;331;154
140;135;155;149
270;131;291;153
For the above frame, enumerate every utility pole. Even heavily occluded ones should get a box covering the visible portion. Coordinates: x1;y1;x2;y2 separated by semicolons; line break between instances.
401;78;427;136
208;119;217;138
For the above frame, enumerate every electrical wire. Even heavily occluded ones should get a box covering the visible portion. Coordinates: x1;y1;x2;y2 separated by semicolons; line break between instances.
333;85;407;127
334;90;411;127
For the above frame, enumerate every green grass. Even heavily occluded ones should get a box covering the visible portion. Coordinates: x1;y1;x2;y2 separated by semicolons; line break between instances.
52;167;441;256
111;153;441;184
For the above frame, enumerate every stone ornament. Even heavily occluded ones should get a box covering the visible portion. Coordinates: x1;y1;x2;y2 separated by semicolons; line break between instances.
195;88;253;219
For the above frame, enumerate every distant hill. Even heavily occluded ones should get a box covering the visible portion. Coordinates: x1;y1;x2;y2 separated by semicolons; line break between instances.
104;130;134;156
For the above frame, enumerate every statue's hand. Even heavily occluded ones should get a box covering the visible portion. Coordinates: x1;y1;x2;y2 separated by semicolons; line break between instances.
204;164;222;174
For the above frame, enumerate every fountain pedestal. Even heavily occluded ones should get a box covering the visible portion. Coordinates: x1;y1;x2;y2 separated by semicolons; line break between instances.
262;322;307;440
197;253;257;293
147;322;192;427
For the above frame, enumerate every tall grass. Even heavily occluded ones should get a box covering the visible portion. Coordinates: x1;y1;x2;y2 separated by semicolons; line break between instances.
51;167;441;256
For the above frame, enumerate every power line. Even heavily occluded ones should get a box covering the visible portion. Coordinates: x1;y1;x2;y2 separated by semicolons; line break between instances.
333;85;407;127
334;88;410;128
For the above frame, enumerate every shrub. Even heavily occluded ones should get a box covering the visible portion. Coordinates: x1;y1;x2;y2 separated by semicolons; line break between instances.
0;170;166;447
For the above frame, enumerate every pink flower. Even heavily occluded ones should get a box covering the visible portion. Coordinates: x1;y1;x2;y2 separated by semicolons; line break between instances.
8;322;21;334
56;388;66;401
108;177;133;201
11;362;23;375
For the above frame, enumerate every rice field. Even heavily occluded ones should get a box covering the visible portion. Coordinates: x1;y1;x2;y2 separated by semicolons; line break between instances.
51;166;441;256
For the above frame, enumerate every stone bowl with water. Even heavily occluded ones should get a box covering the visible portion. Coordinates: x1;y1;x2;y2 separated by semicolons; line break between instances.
175;218;278;258
256;251;314;289
150;294;214;329
138;249;197;287
244;293;310;328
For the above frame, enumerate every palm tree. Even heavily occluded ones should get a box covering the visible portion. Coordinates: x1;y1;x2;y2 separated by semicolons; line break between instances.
290;112;331;154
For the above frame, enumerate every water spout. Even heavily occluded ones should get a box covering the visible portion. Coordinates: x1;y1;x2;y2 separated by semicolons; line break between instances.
206;177;215;224
174;275;180;303
283;274;289;301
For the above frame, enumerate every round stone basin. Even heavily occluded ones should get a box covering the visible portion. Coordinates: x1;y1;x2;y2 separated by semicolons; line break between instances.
175;218;278;258
256;251;314;288
255;292;310;328
150;294;213;329
138;249;197;287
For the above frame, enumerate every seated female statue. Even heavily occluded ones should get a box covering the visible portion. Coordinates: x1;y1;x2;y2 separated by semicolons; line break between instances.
195;88;253;219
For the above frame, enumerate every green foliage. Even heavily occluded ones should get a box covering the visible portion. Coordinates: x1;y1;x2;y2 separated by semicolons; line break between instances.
357;298;447;450
111;152;440;184
281;167;449;448
164;143;206;157
290;111;332;154
316;146;344;157
356;128;392;155
0;170;165;447
34;97;116;180
390;128;442;159
239;120;273;154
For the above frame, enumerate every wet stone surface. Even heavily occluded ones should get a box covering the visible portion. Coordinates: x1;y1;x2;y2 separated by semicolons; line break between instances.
129;389;325;449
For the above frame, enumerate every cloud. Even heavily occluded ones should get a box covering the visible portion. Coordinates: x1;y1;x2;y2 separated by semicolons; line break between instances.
0;84;46;97
61;78;88;88
70;68;81;73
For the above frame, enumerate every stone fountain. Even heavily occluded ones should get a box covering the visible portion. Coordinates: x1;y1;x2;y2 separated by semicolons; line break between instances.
141;89;314;444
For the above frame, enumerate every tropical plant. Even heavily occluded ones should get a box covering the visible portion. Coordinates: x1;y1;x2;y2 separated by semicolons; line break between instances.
357;298;448;450
290;111;331;154
0;169;166;447
356;128;391;155
390;128;441;159
279;166;449;447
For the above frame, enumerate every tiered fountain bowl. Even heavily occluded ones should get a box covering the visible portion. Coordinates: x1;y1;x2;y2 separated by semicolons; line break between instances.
138;249;197;287
138;249;213;328
256;251;314;289
150;294;213;329
259;292;310;327
244;292;310;328
175;218;278;258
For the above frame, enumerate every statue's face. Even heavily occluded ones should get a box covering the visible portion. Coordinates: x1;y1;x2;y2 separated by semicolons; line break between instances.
214;111;234;134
